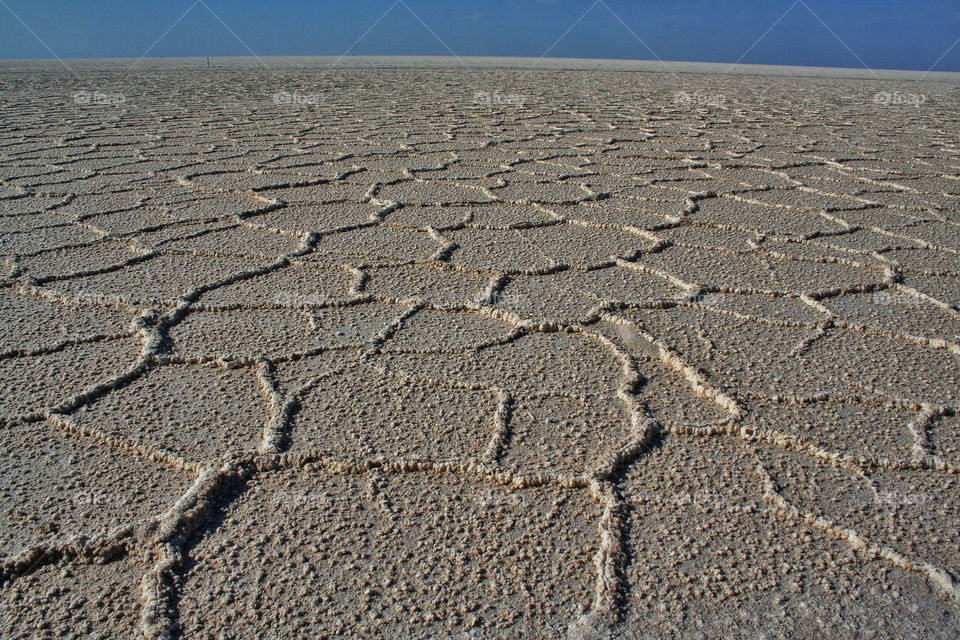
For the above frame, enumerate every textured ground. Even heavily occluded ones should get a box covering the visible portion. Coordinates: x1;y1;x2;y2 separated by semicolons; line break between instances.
1;61;959;639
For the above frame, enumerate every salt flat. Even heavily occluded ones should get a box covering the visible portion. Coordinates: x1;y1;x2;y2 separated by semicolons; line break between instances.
1;58;959;639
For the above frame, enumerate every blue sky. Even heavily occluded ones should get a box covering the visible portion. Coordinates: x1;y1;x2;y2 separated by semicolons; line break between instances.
1;0;958;71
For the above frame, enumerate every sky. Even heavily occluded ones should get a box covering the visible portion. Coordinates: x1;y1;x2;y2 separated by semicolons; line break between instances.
1;0;958;72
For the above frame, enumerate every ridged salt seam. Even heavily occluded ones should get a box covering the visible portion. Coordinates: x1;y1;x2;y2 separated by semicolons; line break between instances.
758;463;960;603
481;391;514;464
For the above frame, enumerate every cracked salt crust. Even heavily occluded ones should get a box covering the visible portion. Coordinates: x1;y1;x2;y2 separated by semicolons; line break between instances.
0;61;959;638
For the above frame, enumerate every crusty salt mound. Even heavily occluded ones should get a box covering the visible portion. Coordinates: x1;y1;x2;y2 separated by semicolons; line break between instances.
1;61;959;639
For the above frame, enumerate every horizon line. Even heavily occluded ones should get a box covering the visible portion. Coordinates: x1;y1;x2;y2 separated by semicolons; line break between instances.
1;55;959;81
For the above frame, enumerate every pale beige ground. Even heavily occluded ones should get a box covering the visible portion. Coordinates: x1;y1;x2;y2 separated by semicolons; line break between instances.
0;59;959;639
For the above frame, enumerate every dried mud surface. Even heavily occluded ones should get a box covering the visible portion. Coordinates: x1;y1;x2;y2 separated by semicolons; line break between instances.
1;62;959;639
